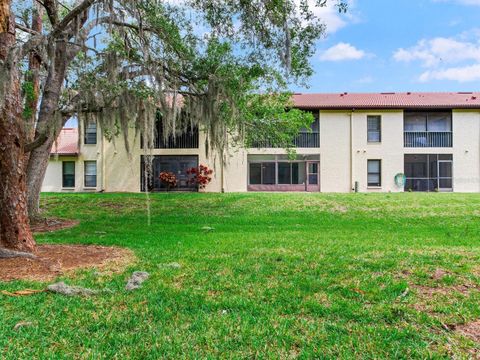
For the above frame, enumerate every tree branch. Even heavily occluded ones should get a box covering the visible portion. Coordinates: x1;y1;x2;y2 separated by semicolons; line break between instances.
15;23;40;36
42;0;59;27
25;133;48;153
51;0;97;38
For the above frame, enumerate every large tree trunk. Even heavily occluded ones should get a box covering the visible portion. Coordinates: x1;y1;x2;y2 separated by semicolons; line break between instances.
26;138;59;218
0;0;36;252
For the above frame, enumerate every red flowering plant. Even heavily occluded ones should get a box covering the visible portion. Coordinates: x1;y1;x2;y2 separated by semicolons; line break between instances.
187;164;213;190
159;171;177;191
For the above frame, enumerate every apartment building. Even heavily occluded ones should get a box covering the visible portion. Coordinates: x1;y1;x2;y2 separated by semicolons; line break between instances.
42;92;480;193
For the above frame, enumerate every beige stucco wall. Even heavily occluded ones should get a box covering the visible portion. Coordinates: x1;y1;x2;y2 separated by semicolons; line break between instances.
450;110;479;192
42;108;480;193
42;128;103;192
351;110;405;193
318;111;351;192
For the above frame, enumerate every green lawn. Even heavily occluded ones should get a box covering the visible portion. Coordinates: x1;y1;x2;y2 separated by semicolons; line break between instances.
2;193;480;358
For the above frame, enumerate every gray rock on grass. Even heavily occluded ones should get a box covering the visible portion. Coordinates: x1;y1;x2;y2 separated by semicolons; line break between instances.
47;282;98;296
159;262;181;269
125;271;150;291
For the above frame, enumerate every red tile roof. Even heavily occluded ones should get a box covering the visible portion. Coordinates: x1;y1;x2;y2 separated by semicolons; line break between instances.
50;128;79;156
292;92;480;110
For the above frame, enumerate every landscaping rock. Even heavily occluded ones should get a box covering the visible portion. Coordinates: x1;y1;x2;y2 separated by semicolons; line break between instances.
47;282;98;296
159;262;181;269
125;271;150;291
13;321;33;331
0;248;36;259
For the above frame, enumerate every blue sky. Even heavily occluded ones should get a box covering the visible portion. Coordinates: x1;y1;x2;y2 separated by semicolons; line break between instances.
295;0;480;93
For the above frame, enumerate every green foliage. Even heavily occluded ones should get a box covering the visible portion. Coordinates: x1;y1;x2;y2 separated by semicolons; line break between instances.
2;192;480;358
21;77;35;120
63;0;349;153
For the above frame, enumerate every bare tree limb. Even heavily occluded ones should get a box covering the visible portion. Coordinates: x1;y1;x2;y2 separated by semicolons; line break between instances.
15;22;40;36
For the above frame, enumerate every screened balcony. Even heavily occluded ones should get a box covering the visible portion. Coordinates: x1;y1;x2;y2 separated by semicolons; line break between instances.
404;111;452;148
141;119;199;149
251;116;320;149
252;132;319;148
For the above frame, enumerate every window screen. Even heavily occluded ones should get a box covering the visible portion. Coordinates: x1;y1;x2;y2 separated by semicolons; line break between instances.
367;160;381;187
84;121;97;144
367;116;381;142
62;162;75;188
84;161;97;187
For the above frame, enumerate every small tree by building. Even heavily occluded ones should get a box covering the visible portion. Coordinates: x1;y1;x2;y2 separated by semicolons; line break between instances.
159;172;177;191
187;165;213;190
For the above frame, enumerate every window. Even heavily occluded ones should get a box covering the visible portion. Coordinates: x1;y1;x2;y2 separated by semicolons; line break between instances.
84;121;97;144
248;163;275;185
404;113;427;132
367;160;381;187
248;161;308;186
367;116;381;142
404;112;451;132
84;161;97;187
278;163;291;184
262;163;276;185
62;162;75;188
249;163;262;185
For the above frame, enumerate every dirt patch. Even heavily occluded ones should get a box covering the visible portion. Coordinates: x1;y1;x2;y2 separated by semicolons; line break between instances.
431;268;450;280
30;218;79;233
414;284;478;297
0;245;135;282
456;321;480;343
329;204;348;213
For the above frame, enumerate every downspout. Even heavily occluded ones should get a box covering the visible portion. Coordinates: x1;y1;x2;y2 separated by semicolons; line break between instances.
220;127;227;193
220;151;225;193
101;127;106;191
350;109;354;192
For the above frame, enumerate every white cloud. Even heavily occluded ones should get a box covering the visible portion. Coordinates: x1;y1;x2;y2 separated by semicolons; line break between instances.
394;37;480;67
319;42;366;61
419;64;480;82
296;0;357;35
394;31;480;82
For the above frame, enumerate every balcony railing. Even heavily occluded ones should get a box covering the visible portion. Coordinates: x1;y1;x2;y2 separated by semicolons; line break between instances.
141;128;199;149
154;130;199;149
404;131;452;148
252;132;320;148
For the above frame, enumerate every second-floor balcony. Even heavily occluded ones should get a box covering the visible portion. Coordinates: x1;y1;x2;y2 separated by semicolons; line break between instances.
404;131;452;148
404;111;452;148
141;118;199;149
251;131;319;148
251;115;320;149
153;129;199;149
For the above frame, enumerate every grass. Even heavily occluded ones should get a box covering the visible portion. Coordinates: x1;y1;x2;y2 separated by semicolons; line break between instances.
2;192;480;358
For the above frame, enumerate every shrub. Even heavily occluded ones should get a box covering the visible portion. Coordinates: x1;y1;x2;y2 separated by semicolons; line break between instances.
159;171;177;190
187;164;213;190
